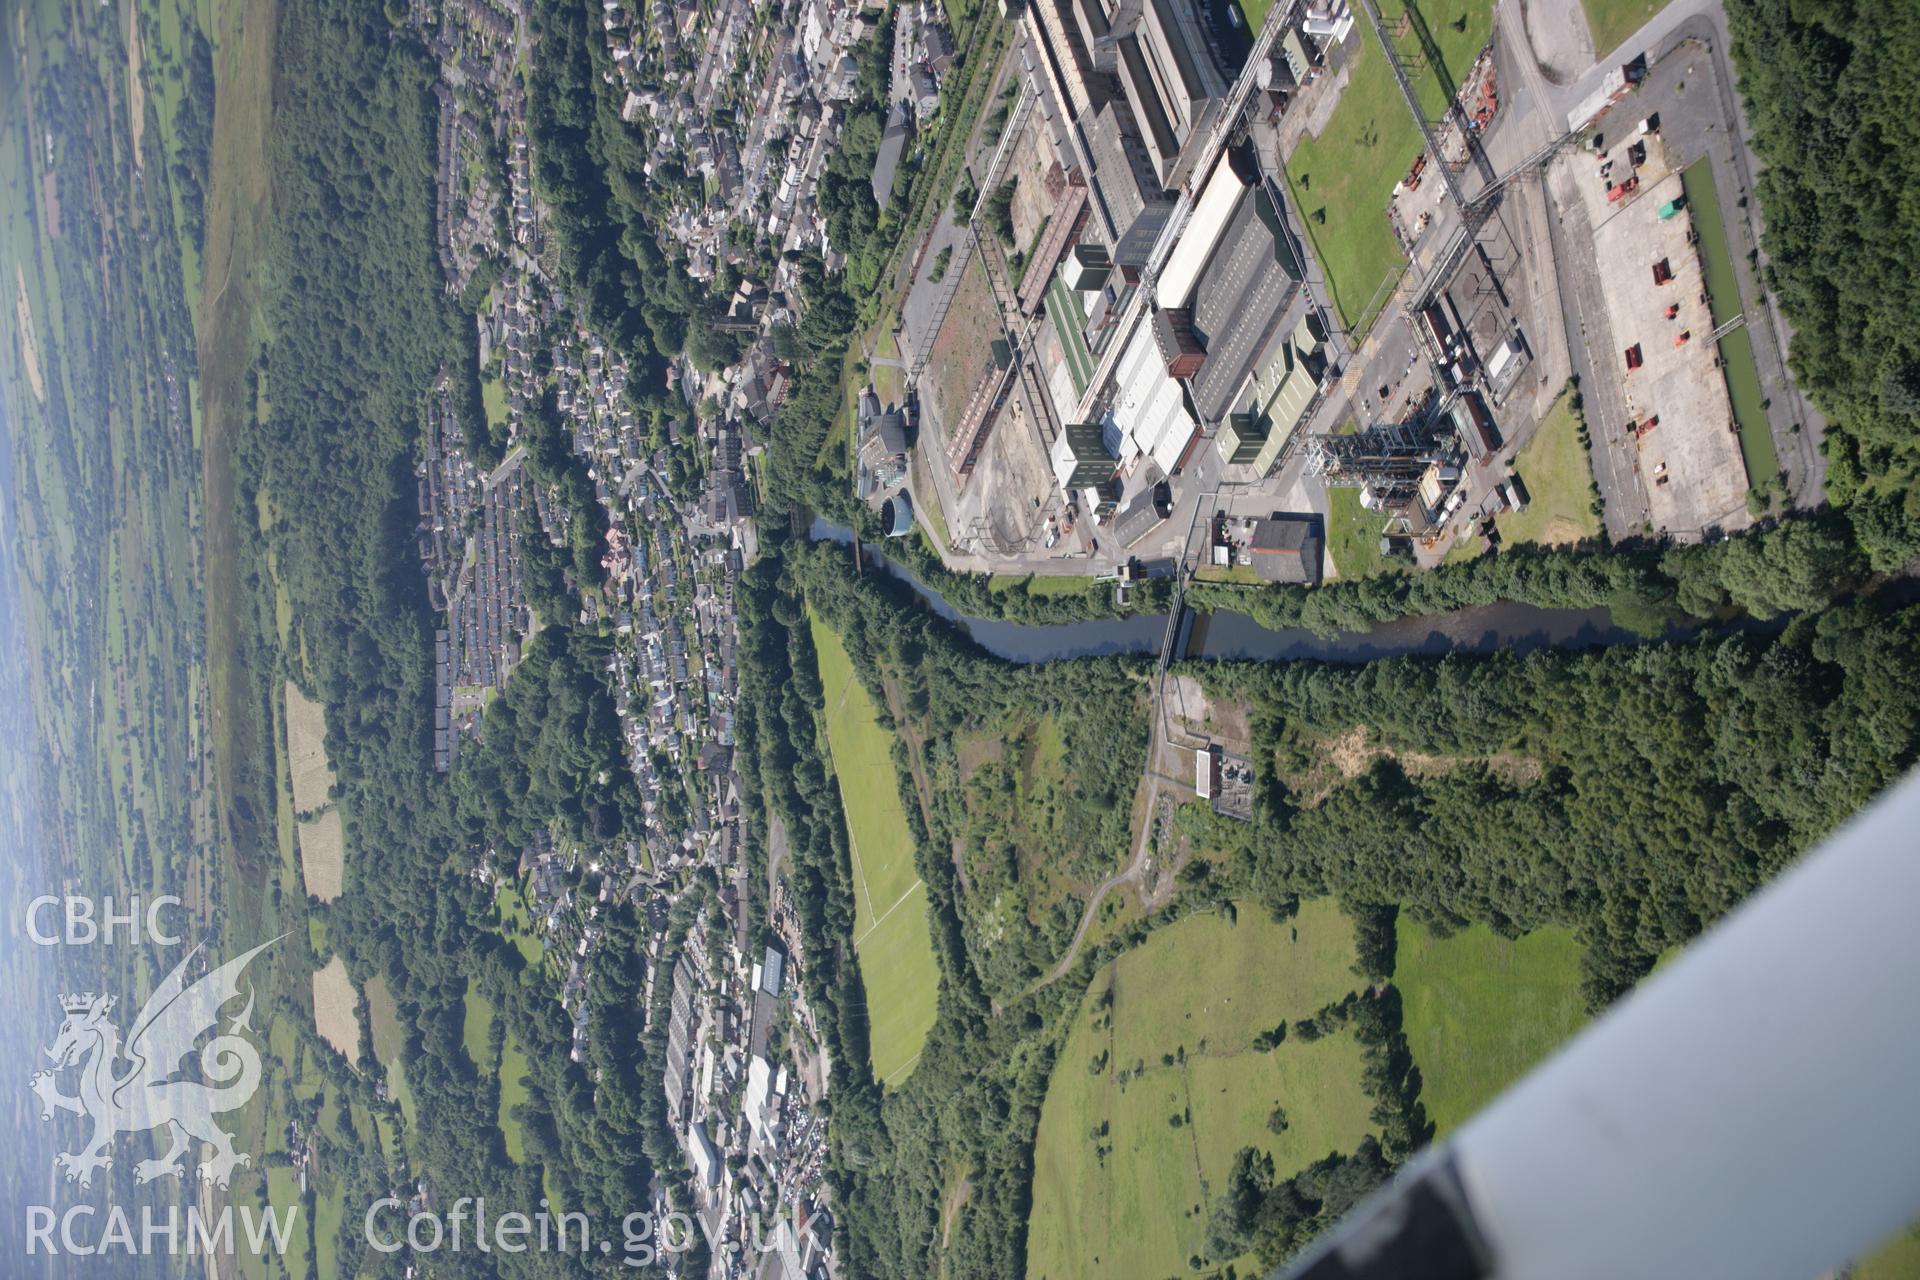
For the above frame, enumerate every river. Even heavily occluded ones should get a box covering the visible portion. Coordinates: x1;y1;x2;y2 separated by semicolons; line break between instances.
811;521;1662;664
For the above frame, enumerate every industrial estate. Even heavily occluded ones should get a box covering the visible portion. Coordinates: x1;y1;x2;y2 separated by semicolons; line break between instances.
869;0;1812;595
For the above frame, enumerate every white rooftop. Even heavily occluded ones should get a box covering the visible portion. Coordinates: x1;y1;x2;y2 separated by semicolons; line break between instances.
1111;321;1195;475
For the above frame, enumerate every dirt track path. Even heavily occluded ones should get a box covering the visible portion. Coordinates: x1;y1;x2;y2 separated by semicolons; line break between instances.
1030;722;1179;992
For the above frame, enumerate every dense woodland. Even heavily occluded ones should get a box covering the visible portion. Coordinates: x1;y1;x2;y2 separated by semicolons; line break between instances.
167;23;216;250
1190;508;1869;636
1727;0;1920;568
1191;598;1920;1001
525;0;699;372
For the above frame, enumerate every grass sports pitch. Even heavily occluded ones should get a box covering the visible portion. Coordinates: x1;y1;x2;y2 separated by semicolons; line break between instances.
809;611;940;1087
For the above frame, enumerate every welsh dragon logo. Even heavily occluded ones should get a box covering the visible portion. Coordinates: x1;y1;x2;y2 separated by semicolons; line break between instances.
29;937;281;1190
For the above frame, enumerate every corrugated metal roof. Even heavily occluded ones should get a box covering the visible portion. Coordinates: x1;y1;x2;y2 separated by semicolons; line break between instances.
1267;355;1316;433
1156;158;1250;311
1150;410;1198;473
1189;189;1302;421
1114;484;1166;546
1111;322;1194;473
1252;345;1317;472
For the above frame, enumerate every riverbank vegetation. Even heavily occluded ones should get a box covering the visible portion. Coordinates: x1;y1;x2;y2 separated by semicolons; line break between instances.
1189;506;1870;637
760;537;1152;1012
883;527;1177;623
734;534;1196;1278
803;543;1149;1004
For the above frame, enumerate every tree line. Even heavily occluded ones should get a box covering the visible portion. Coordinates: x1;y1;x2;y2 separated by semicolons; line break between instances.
1726;0;1920;570
1188;506;1875;638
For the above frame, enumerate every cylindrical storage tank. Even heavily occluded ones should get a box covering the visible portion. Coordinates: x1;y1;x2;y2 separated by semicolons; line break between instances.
882;491;915;537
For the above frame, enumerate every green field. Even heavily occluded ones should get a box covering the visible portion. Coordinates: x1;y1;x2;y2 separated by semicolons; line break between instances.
1284;41;1411;333
310;1100;360;1275
496;880;545;967
364;976;417;1127
1679;160;1780;491
1396;919;1588;1135
1236;0;1276;37
1497;391;1602;547
1326;484;1393;580
1283;1;1491;334
1383;0;1494;121
481;369;509;433
1195;562;1263;584
1857;1219;1920;1280
915;468;953;551
1580;0;1669;54
499;1032;532;1161
869;325;906;407
1027;900;1376;1279
996;573;1099;598
463;983;496;1069
314;1179;346;1280
808;610;940;1087
265;1166;311;1279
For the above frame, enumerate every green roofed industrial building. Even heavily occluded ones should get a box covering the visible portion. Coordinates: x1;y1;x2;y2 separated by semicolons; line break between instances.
1231;320;1324;475
1218;412;1268;465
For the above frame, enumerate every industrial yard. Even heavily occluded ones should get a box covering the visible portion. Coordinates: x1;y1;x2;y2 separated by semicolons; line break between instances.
1582;153;1751;535
858;0;1815;596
